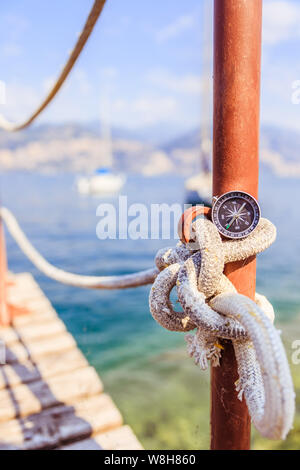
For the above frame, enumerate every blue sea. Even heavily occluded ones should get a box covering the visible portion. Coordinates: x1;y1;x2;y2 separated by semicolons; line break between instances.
1;169;299;449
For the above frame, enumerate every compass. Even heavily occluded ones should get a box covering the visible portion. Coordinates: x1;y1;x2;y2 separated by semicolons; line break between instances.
211;191;260;239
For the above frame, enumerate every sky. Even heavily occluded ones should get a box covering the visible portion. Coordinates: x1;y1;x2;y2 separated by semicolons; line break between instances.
0;0;300;135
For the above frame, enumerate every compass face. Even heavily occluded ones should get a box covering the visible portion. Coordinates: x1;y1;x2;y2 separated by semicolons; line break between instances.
212;191;260;239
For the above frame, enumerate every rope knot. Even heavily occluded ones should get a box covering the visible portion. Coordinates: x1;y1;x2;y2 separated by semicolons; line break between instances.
149;210;295;440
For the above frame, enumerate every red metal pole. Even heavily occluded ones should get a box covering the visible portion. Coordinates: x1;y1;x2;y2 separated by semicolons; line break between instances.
211;0;262;449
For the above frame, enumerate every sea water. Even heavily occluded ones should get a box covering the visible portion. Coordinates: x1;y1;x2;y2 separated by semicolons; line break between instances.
1;170;299;449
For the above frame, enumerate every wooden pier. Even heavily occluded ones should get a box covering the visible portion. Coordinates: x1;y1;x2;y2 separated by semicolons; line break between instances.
0;272;142;450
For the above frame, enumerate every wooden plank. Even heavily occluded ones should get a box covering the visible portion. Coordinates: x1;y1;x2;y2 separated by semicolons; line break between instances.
12;306;58;327
6;273;58;327
0;394;122;450
7;284;46;303
8;272;36;283
11;297;54;315
8;272;40;287
0;318;66;346
7;272;36;288
59;425;143;450
0;272;142;451
7;275;55;316
0;348;88;390
5;331;76;364
0;366;103;422
7;273;46;300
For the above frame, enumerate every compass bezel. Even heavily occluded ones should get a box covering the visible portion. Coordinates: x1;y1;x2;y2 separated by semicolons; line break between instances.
211;190;261;239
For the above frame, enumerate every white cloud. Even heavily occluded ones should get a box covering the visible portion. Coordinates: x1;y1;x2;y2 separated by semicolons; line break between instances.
0;13;29;57
0;81;6;105
0;81;40;122
73;69;92;97
263;0;300;45
147;69;202;95
99;67;118;80
43;76;56;93
111;96;179;126
102;15;132;36
1;43;22;57
0;67;95;124
155;14;195;43
0;75;181;128
133;96;177;116
43;69;93;97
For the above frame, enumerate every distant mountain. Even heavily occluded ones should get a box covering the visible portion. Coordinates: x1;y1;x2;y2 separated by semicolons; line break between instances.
161;127;201;153
260;125;300;163
0;122;138;148
0;122;299;177
0;122;176;176
162;124;300;177
162;124;300;161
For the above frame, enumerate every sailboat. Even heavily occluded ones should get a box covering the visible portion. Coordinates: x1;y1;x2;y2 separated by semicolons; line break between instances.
184;0;212;207
77;168;125;195
184;138;212;206
77;88;125;196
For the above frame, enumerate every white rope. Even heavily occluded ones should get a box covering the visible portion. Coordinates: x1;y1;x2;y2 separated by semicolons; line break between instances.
1;205;295;439
149;216;295;440
0;207;158;289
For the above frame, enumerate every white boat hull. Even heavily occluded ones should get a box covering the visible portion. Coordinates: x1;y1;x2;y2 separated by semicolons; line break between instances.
77;173;125;195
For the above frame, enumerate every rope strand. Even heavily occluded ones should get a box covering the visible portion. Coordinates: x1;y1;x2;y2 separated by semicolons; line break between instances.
0;207;158;289
0;0;107;132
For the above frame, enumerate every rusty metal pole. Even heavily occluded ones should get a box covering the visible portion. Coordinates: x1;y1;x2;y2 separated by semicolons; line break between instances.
211;0;262;450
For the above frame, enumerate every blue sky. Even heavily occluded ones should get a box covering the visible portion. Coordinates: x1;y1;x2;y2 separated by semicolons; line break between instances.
0;0;300;133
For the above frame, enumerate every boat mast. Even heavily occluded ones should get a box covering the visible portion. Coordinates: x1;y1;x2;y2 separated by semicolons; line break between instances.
211;0;262;449
99;84;113;169
200;0;213;174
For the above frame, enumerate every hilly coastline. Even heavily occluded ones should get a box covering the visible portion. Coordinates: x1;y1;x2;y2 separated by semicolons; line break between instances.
0;123;299;177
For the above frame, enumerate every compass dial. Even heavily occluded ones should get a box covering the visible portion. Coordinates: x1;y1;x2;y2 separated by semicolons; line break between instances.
212;191;260;239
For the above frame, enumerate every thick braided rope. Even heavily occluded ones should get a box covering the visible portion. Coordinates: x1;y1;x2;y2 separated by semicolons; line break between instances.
149;216;295;440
